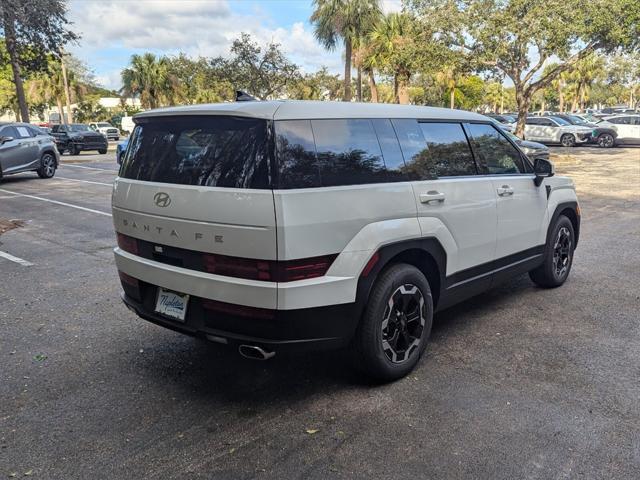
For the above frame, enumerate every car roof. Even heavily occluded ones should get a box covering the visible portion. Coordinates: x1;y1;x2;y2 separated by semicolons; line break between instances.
134;100;488;122
603;114;640;119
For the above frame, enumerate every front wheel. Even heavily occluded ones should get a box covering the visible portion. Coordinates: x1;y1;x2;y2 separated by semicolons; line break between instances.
353;263;433;382
529;215;575;288
37;152;56;178
98;148;107;154
69;145;80;156
560;134;576;147
597;133;615;148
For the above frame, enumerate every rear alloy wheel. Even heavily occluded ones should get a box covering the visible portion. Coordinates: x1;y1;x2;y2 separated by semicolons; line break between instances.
597;133;615;148
353;263;433;382
560;133;576;147
37;153;56;179
98;148;107;154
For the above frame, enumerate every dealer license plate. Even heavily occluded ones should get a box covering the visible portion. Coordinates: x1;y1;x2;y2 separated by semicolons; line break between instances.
155;288;189;322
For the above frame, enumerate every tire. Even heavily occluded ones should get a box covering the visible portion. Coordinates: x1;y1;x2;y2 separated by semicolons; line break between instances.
70;145;80;156
37;152;56;179
98;148;107;154
597;133;615;148
353;263;433;382
560;134;576;147
529;215;575;288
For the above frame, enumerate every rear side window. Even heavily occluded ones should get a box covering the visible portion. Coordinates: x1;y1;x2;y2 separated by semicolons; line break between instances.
465;123;528;174
311;119;388;187
392;119;476;179
120;116;271;189
274;119;409;188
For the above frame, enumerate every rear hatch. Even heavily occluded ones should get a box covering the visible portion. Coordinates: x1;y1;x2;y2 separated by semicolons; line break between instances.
112;114;277;271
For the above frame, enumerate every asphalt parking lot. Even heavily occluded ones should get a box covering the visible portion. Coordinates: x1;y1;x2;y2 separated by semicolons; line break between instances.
1;146;639;479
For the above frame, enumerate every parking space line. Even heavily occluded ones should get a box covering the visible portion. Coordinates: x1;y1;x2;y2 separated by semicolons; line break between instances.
0;188;112;217
0;250;34;267
55;176;113;187
61;164;118;173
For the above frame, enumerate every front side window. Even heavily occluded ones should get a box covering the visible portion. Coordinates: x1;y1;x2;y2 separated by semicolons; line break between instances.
466;123;527;175
393;119;476;179
120;116;270;189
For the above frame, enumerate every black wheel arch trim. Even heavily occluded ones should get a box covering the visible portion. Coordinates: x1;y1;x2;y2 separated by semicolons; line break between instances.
548;201;580;248
354;238;447;317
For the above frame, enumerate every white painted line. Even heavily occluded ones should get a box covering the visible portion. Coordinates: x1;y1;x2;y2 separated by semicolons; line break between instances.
0;250;34;267
0;188;112;217
55;176;113;187
61;164;117;173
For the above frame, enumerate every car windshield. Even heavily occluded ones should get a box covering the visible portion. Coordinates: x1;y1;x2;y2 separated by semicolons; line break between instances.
502;115;516;123
68;124;91;132
503;130;521;142
97;123;111;127
551;117;570;126
568;116;588;125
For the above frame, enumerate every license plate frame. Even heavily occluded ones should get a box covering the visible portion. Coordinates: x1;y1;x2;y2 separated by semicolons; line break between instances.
154;288;189;322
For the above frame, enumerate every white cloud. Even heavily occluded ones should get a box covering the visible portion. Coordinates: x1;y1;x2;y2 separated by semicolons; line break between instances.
67;0;342;89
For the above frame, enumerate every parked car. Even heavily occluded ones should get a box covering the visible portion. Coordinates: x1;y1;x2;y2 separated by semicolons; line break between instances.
0;122;59;180
524;116;594;146
501;129;550;160
599;115;640;144
116;137;129;164
551;114;618;148
51;123;109;155
485;114;516;132
89;122;120;141
112;101;579;381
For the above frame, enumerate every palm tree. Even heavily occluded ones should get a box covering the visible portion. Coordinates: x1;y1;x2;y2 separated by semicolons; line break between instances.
368;12;416;104
121;53;176;109
311;0;381;102
26;59;75;124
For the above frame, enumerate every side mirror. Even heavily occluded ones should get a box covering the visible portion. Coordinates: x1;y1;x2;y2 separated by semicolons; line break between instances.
533;158;554;186
0;136;14;145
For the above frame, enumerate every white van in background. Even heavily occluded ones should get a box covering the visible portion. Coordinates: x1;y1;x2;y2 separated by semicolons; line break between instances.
120;116;135;134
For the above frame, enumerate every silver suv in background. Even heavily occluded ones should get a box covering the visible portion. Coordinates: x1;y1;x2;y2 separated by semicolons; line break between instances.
525;116;594;146
0;122;58;181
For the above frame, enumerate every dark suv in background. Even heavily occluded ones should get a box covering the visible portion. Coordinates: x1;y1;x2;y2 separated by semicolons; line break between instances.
51;124;108;155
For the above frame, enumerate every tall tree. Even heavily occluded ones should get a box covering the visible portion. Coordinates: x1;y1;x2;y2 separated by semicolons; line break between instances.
121;53;177;109
0;0;77;122
408;0;640;135
311;0;381;102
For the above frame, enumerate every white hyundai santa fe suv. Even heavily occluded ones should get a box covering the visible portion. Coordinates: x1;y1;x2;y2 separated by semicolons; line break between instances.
113;101;580;381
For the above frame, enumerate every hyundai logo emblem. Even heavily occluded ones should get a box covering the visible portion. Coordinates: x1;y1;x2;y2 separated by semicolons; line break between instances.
153;192;171;207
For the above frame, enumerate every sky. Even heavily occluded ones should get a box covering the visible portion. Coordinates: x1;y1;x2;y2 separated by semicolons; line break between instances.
66;0;402;91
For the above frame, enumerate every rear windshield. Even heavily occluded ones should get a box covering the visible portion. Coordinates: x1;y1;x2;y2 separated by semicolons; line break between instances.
120;116;271;189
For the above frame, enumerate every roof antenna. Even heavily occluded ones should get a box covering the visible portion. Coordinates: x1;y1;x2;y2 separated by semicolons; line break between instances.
236;90;257;102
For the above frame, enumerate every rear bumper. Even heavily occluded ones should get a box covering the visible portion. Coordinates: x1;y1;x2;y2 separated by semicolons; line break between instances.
120;283;358;354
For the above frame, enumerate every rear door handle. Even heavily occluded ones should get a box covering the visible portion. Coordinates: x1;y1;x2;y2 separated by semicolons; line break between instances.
497;185;514;197
419;191;445;204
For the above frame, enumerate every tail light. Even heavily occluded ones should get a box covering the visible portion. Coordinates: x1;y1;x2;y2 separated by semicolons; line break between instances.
201;298;275;319
117;233;138;255
201;253;337;282
118;270;139;288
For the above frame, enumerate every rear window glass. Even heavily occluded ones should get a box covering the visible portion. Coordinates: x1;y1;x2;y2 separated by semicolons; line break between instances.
120;116;271;189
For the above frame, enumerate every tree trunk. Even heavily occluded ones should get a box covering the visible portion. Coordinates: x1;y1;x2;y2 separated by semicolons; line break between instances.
343;38;352;102
3;12;29;123
60;54;74;124
56;97;65;125
449;88;455;109
397;74;410;105
500;84;504;114
356;65;362;102
570;96;578;113
514;87;530;138
558;82;564;112
540;100;546;115
368;70;378;103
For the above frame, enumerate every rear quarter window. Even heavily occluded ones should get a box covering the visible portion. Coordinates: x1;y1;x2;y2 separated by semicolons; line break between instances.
120;116;271;189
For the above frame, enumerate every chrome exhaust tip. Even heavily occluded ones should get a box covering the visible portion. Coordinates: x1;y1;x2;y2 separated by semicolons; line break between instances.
239;344;276;361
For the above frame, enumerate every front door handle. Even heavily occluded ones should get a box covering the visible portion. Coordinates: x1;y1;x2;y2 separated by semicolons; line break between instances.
419;191;445;204
497;185;514;197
